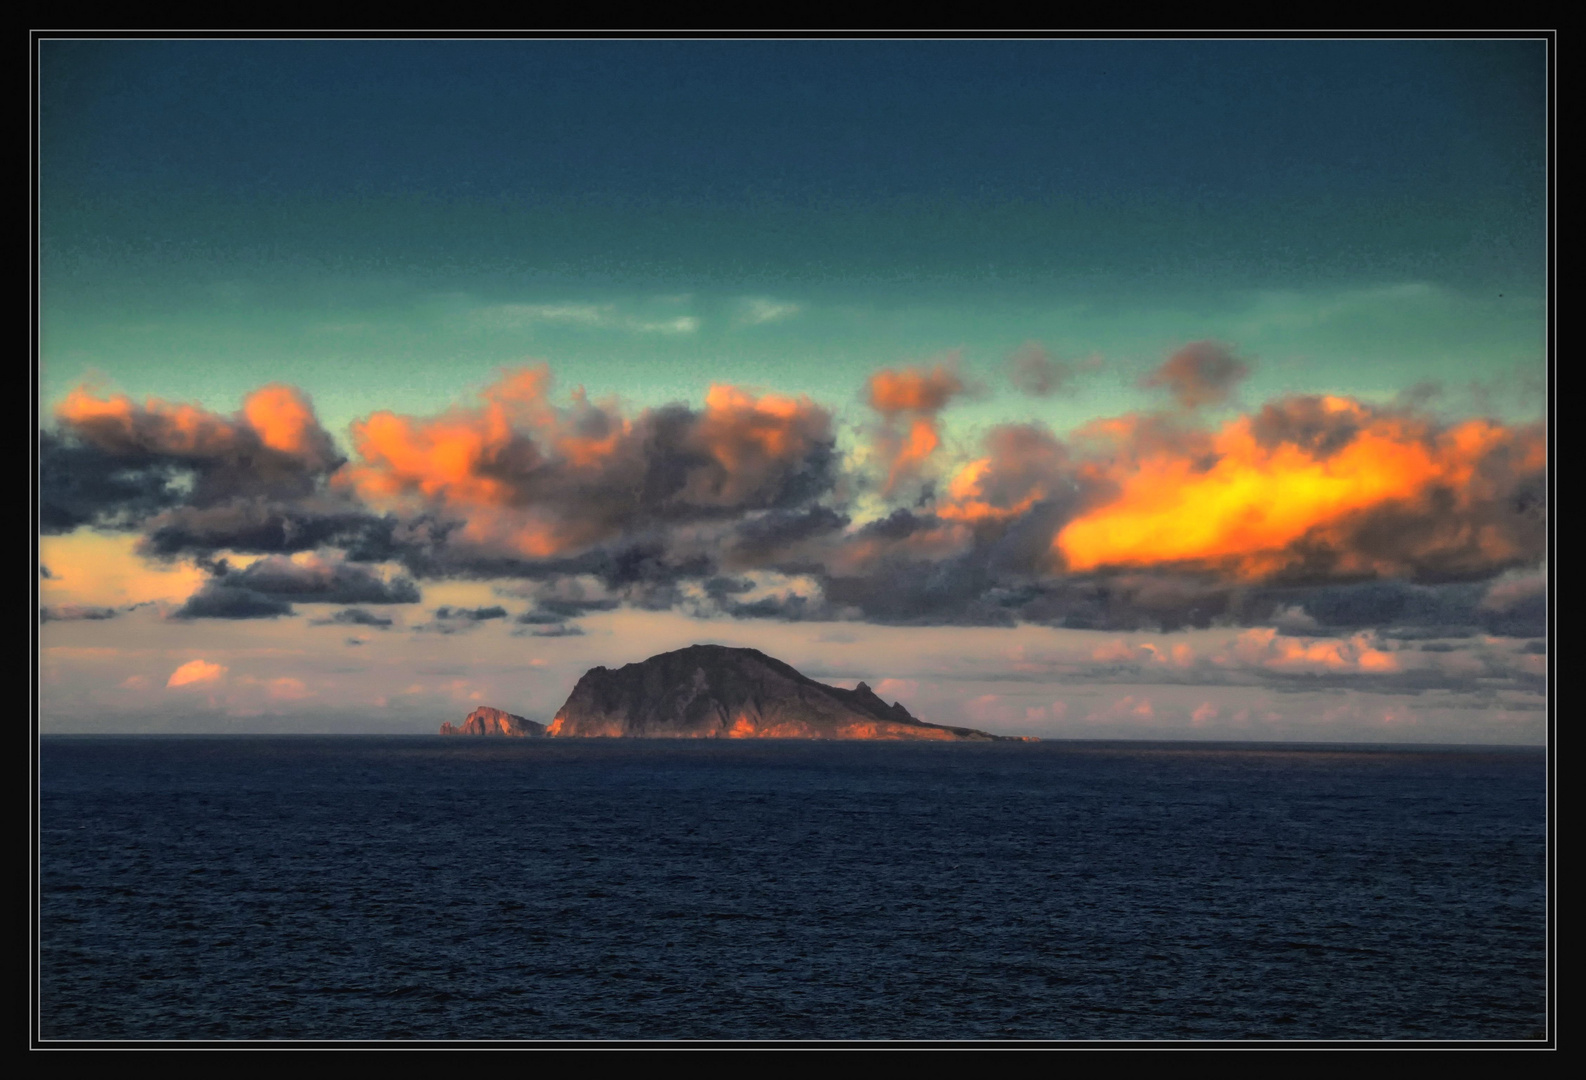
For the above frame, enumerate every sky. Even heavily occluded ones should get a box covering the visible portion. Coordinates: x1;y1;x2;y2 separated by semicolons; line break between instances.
36;37;1549;742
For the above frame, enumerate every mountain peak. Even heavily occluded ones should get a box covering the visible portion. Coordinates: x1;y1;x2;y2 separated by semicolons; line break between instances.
545;644;1023;740
440;706;546;737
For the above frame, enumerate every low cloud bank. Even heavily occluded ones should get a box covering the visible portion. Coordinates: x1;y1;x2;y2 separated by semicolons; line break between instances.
43;348;1545;637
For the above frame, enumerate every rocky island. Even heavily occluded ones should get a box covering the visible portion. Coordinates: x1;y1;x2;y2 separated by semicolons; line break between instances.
439;706;546;737
540;643;1024;740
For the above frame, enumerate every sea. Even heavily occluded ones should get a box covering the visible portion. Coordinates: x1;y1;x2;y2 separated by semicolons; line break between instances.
38;737;1548;1043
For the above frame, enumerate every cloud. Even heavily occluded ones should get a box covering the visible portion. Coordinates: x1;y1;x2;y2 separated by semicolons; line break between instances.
936;424;1072;531
135;502;395;558
1007;343;1074;397
865;362;968;496
1479;567;1547;613
311;607;396;628
1139;341;1250;409
171;585;295;620
738;298;802;325
1221;627;1400;674
1270;604;1320;633
419;605;508;633
50;385;342;519
1091;639;1197;668
39;430;193;534
204;553;420;604
39;604;120;622
1055;397;1545;584
1083;695;1157;723
265;676;311;700
167;659;227;687
338;366;837;563
519;623;585;637
632;316;699;334
873;678;917;700
476;302;613;327
471;303;698;335
867;365;966;415
435;605;507;620
44;367;1546;644
726;505;850;568
167;552;416;622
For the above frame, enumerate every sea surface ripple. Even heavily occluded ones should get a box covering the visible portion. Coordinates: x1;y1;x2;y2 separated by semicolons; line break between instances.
40;737;1546;1041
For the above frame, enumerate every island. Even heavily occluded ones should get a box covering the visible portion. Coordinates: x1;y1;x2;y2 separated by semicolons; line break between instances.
439;705;546;737
540;643;1026;740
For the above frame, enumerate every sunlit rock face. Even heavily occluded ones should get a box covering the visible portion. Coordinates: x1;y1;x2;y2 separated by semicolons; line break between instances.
547;644;1018;740
440;706;546;737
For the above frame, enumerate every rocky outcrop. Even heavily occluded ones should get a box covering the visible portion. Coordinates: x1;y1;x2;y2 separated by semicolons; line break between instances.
440;706;546;737
546;644;1027;740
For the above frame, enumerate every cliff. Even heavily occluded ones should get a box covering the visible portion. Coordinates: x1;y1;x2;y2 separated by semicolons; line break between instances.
440;706;546;737
546;643;1025;740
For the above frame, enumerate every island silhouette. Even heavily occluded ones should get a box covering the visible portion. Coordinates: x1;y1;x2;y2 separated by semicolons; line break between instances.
440;643;1028;740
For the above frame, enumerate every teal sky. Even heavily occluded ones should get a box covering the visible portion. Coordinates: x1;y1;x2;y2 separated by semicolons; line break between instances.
41;39;1546;441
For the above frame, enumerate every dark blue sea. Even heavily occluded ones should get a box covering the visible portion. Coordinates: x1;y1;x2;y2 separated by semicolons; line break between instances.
38;737;1547;1042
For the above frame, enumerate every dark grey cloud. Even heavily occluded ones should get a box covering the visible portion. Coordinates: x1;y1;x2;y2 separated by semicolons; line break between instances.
39;431;192;534
418;605;510;633
46;391;344;534
136;502;398;559
1274;579;1546;640
208;555;421;605
721;593;822;621
726;505;850;566
168;550;417;620
39;604;119;622
172;585;295;620
434;605;507;621
415;606;509;634
1249;396;1364;459
1140;341;1251;409
311;607;395;628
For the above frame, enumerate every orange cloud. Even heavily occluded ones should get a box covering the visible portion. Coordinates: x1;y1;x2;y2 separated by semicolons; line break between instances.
1091;639;1197;667
866;365;964;414
865;364;967;496
937;424;1067;526
59;387;240;457
1055;396;1545;581
1084;695;1156;723
267;677;311;700
873;678;918;700
339;366;611;556
1223;627;1400;673
686;385;832;506
339;367;834;560
167;659;227;687
58;384;336;468
241;385;333;461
